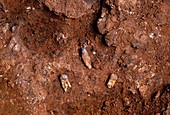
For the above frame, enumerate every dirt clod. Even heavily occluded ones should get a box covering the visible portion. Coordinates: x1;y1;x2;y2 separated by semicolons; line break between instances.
43;0;94;18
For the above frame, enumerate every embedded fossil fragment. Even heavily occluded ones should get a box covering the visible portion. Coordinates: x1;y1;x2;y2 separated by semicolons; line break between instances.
81;48;92;69
107;74;118;88
60;74;71;92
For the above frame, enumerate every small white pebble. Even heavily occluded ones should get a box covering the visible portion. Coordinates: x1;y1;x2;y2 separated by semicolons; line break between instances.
133;65;138;70
151;72;155;77
129;11;133;14
101;13;106;18
118;7;121;11
47;66;51;70
149;33;154;39
61;33;67;39
4;10;9;13
93;51;96;55
26;6;31;10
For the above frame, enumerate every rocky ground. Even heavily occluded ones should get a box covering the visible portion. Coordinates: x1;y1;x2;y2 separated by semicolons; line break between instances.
0;0;170;114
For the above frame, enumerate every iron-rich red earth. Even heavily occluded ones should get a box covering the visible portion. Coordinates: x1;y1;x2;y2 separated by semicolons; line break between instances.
0;0;170;114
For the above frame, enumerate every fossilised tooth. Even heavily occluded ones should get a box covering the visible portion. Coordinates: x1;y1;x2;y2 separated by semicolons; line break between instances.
60;74;71;92
81;48;92;69
107;74;118;88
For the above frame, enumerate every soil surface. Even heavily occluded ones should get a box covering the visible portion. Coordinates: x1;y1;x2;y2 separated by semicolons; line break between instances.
0;0;170;115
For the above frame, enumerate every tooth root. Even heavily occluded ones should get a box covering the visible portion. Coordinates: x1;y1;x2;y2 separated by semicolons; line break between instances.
63;84;68;92
68;82;71;88
64;87;67;92
62;84;67;92
64;89;67;92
